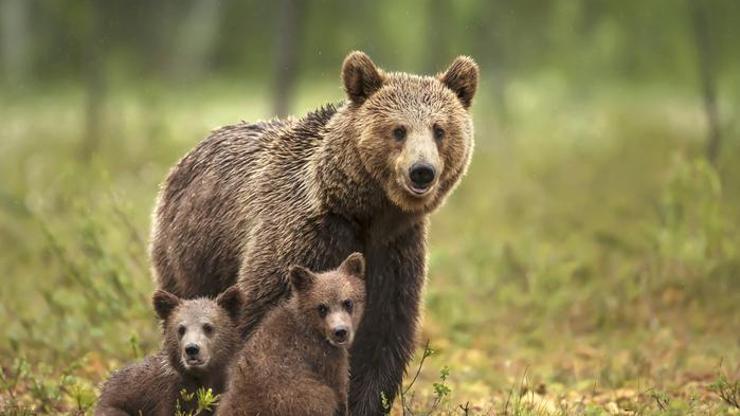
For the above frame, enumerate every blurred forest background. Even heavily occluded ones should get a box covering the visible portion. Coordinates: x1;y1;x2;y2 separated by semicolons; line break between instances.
1;0;739;415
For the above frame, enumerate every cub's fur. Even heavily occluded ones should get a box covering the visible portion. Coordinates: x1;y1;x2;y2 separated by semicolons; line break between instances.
217;253;366;416
95;287;243;416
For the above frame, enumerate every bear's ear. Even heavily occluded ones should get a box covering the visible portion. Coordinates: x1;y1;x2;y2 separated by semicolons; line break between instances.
438;56;479;110
342;51;385;105
152;290;181;321
289;266;317;293
339;252;366;280
216;285;244;320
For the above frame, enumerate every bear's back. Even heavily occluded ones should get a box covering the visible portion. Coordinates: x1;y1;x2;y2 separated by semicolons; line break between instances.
151;106;341;298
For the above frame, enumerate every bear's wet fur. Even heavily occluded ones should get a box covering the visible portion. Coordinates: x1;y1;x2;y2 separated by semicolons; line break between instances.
150;51;477;415
95;286;243;416
217;253;366;416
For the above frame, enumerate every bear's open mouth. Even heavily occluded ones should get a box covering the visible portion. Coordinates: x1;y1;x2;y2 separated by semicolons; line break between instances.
403;180;435;198
183;357;207;368
327;335;352;348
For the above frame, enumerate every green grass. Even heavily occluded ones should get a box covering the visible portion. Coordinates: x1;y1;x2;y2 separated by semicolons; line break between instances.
0;78;738;415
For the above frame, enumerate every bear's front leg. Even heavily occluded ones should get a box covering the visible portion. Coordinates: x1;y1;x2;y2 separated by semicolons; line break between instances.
348;223;426;416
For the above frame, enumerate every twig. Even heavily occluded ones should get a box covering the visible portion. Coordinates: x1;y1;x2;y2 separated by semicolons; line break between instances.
404;339;432;396
503;366;528;415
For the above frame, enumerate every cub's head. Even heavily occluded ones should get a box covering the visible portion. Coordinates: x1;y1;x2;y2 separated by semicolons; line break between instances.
289;253;367;348
342;51;478;213
152;286;243;375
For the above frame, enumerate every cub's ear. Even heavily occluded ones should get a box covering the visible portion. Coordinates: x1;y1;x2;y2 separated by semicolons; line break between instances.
340;252;366;280
342;51;385;105
438;56;479;109
289;266;317;293
152;290;181;321
216;285;244;320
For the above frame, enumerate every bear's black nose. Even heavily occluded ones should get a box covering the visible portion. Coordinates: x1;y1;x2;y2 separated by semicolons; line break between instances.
185;344;200;357
409;163;436;189
333;327;348;342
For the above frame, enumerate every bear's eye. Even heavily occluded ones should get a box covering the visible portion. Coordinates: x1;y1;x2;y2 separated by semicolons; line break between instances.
343;299;353;313
392;126;407;141
317;304;329;318
433;125;445;141
202;323;214;335
177;325;186;337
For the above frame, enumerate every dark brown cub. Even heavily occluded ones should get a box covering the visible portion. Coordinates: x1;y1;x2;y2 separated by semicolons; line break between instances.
95;286;243;416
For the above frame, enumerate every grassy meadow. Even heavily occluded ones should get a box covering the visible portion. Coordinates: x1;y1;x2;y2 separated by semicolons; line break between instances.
0;76;739;415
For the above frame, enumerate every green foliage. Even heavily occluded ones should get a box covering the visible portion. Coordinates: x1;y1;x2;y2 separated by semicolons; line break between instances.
175;387;220;416
432;366;451;403
381;391;392;414
0;357;96;415
711;373;740;410
397;343;454;415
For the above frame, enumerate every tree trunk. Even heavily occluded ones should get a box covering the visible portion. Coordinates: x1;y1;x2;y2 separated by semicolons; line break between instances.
476;0;508;124
689;0;721;164
81;0;106;162
426;0;450;72
170;0;222;81
272;0;307;117
0;0;30;85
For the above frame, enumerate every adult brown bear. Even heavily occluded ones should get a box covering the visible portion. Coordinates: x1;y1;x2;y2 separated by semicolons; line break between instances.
150;51;477;415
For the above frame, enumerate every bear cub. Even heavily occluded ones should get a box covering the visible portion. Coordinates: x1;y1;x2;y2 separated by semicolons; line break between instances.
96;286;243;416
217;253;367;416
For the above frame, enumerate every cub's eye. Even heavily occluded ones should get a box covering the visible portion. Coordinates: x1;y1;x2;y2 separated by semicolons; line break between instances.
177;325;186;337
392;126;407;141
203;323;214;335
317;304;328;318
433;125;445;141
343;299;353;313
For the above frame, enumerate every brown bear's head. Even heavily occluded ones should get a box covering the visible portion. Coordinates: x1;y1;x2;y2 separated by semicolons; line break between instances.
342;51;478;213
288;253;366;348
152;286;243;376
